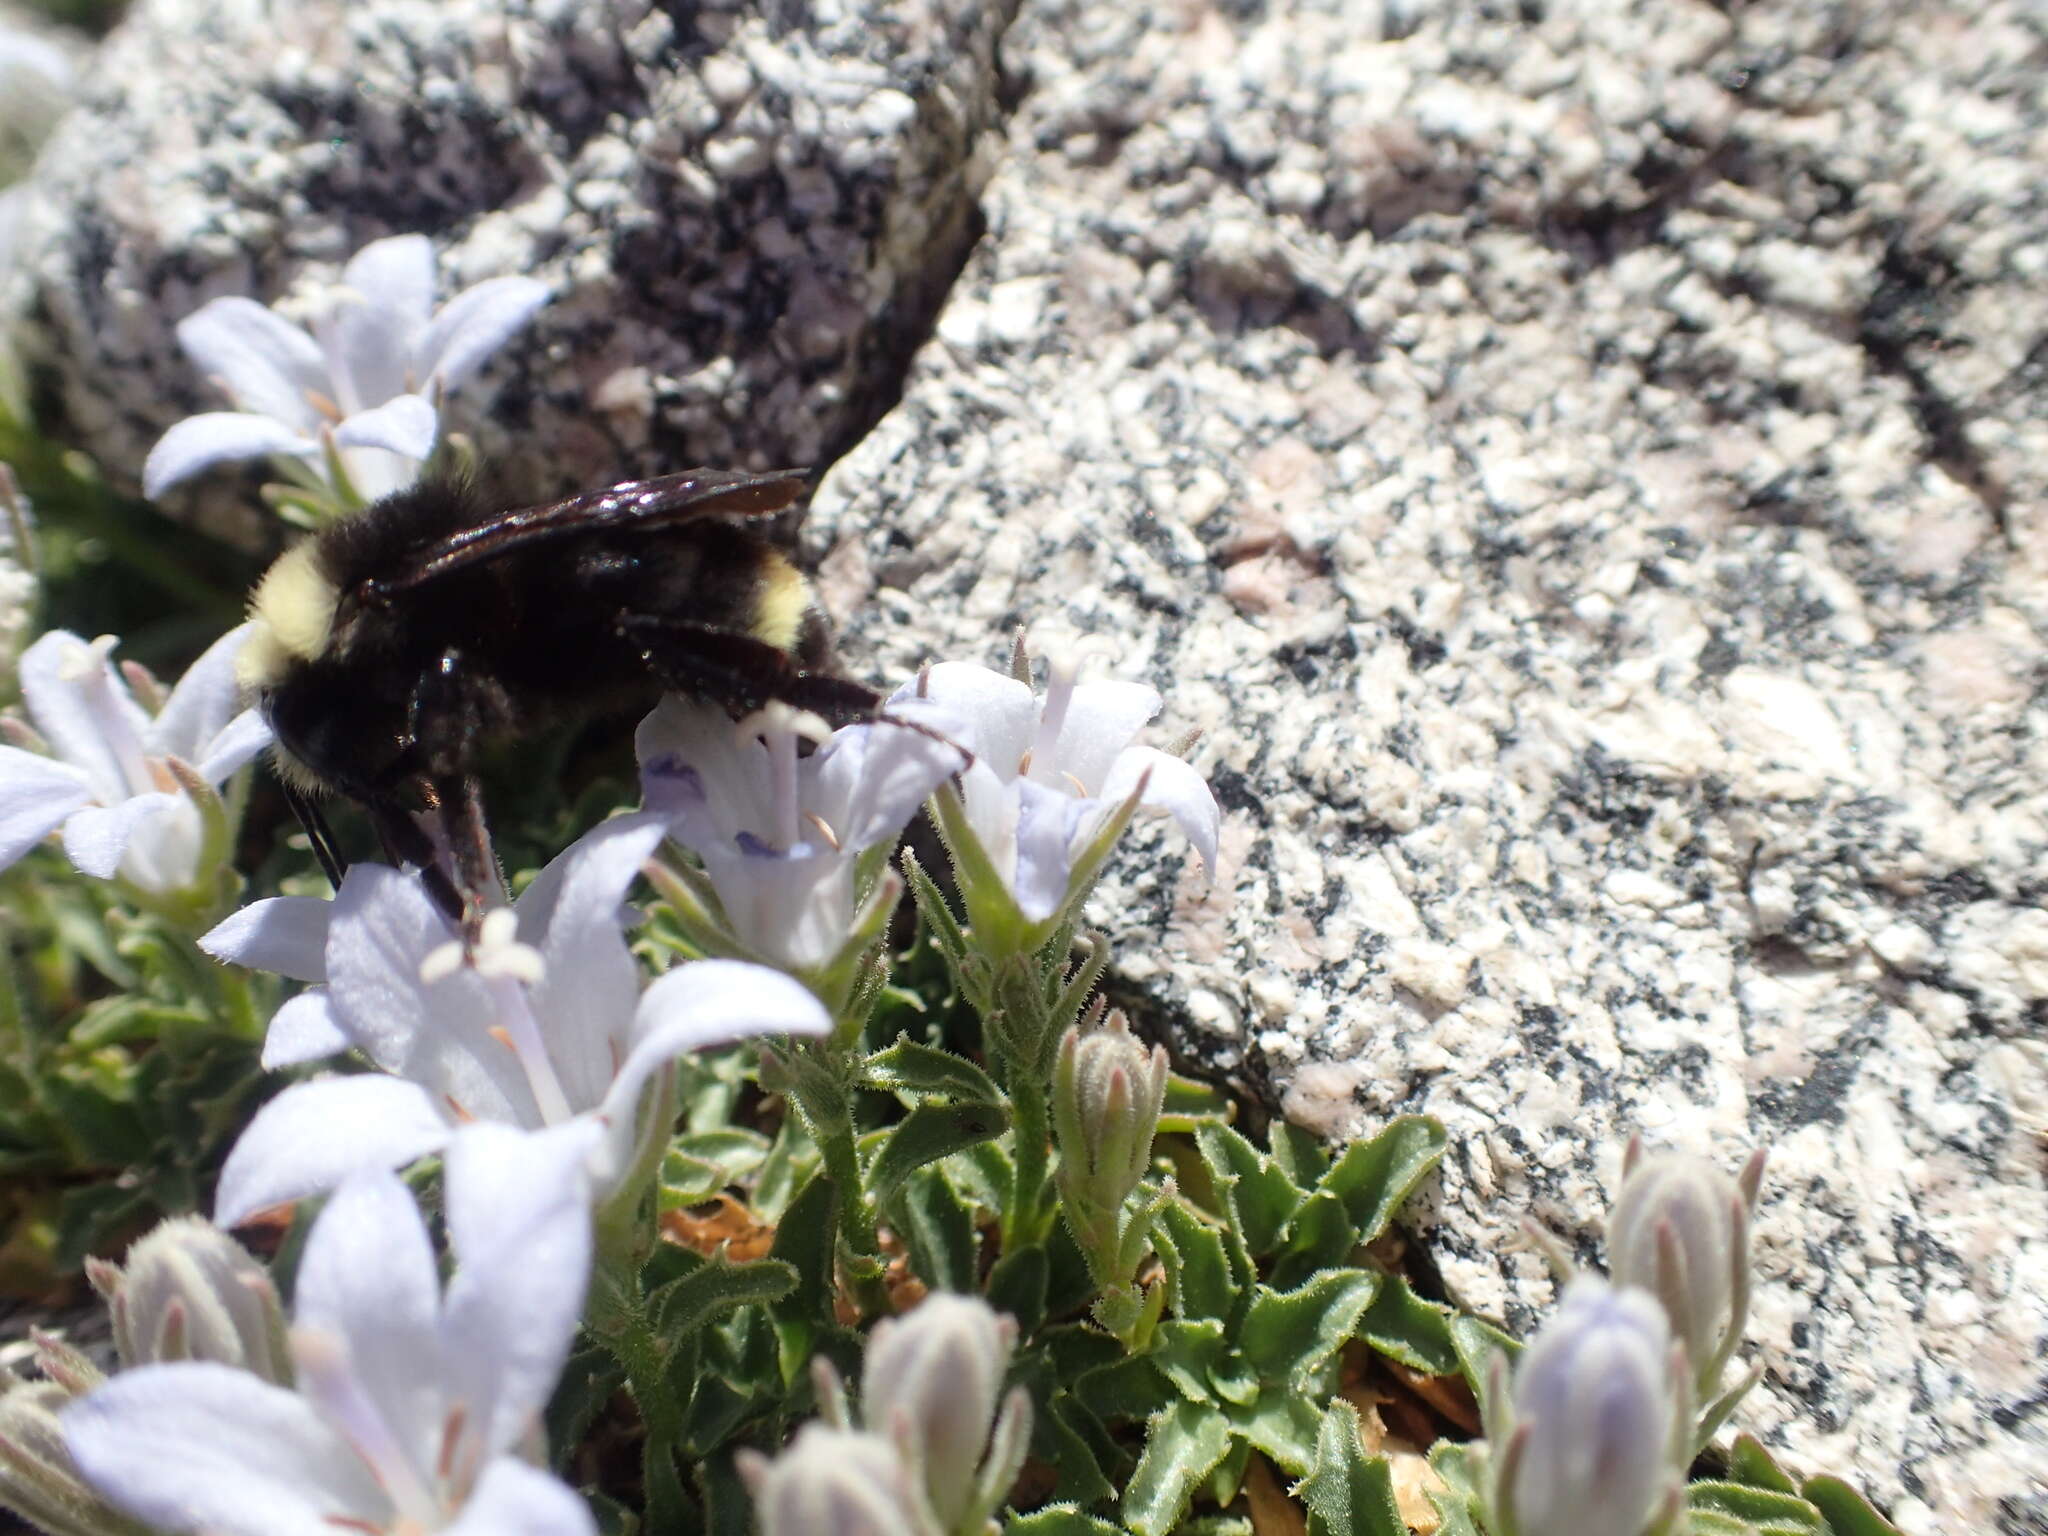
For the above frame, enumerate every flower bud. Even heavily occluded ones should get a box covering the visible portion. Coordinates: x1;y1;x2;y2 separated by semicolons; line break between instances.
862;1295;1030;1534
1608;1142;1765;1396
740;1425;929;1536
89;1216;289;1382
1053;1011;1168;1219
1484;1279;1688;1536
0;1372;146;1536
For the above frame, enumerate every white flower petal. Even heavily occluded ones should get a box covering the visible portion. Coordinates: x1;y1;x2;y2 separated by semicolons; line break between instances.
325;864;535;1126
1049;680;1160;795
262;990;351;1068
62;793;187;883
342;235;437;330
336;444;428;501
892;664;1037;776
173;297;331;431
1099;746;1220;875
65;1362;390;1536
200;894;334;982
0;747;91;870
1009;779;1092;924
605;961;830;1126
810;715;964;853
332;392;437;462
326;236;436;411
416;276;551;390
292;1170;446;1460
149;624;257;763
143;411;318;499
213;1075;453;1230
18;629;150;800
199;707;276;782
523;812;670;1112
443;1458;598;1536
701;843;852;972
441;1123;596;1458
636;698;778;855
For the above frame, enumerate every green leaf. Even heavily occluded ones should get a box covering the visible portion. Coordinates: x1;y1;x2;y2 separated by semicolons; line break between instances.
1802;1476;1905;1536
1269;1121;1331;1188
1447;1312;1518;1399
1157;1073;1234;1131
1122;1399;1234;1536
1032;1388;1117;1507
1298;1401;1405;1536
1317;1115;1446;1243
1004;1507;1128;1536
1726;1434;1800;1495
648;1256;797;1339
545;1342;626;1467
768;1173;838;1324
864;1036;1002;1103
1240;1270;1380;1384
1687;1482;1828;1535
865;1099;1010;1207
1154;1201;1235;1322
659;1128;772;1206
1228;1390;1323;1475
1207;1438;1251;1507
988;1242;1050;1337
1423;1442;1488;1536
1195;1123;1303;1259
1072;1355;1171;1424
891;1165;980;1293
1357;1273;1458;1376
1266;1190;1358;1291
1150;1320;1229;1404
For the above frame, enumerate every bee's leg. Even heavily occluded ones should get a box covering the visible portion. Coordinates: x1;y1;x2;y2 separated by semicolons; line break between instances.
280;780;348;895
368;798;467;929
617;615;886;726
434;772;504;941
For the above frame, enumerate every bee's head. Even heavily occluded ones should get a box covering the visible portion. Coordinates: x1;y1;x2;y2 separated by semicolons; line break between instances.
241;542;408;800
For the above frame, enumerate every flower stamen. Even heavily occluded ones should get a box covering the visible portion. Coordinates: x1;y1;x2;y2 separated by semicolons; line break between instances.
804;811;842;851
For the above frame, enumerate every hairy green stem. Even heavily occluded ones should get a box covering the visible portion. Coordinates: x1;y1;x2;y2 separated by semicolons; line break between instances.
1004;1074;1055;1252
587;1257;692;1533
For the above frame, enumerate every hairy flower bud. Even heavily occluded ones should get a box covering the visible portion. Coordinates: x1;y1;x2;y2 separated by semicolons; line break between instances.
0;1357;146;1536
88;1216;289;1382
1608;1142;1765;1397
741;1425;930;1536
1484;1279;1688;1536
1053;1011;1168;1219
862;1295;1031;1535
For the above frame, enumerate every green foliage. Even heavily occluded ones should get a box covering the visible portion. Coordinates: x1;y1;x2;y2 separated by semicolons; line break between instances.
1297;1402;1404;1536
0;853;273;1288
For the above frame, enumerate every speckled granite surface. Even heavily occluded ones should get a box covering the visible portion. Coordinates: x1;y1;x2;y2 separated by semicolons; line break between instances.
804;2;2047;1528
9;0;2045;1528
3;0;1008;540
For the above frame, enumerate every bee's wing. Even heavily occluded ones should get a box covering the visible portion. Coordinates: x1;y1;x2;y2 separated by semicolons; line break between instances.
367;469;809;596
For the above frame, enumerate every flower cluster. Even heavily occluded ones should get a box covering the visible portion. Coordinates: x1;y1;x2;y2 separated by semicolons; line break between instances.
0;625;267;907
68;1135;596;1536
744;1295;1032;1536
1477;1142;1769;1536
143;234;549;516
201;810;832;1225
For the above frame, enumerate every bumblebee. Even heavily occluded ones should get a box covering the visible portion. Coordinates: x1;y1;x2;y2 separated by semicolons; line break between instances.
237;468;893;926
